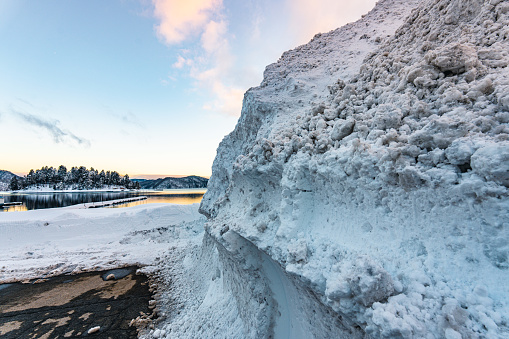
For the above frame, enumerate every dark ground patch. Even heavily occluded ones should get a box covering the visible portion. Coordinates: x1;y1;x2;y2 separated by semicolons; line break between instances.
0;267;154;338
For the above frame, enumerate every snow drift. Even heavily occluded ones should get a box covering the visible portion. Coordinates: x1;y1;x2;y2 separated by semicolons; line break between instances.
197;0;509;337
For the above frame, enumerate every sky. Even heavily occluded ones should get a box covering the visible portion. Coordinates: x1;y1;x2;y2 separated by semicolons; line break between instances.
0;0;377;178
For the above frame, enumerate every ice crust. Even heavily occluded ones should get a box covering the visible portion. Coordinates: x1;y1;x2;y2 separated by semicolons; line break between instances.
199;0;509;337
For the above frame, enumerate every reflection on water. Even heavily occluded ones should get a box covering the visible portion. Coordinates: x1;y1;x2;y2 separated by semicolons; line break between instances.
1;204;28;212
0;190;206;212
109;194;204;209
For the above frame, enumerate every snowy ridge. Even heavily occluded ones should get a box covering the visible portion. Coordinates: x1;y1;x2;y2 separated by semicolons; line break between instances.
138;176;208;189
0;170;19;191
201;0;422;218
199;0;509;338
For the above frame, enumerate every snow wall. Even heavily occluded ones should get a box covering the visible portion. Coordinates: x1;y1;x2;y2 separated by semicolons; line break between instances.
199;0;509;337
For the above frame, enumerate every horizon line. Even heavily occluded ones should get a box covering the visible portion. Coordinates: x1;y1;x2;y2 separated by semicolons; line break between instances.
5;170;210;180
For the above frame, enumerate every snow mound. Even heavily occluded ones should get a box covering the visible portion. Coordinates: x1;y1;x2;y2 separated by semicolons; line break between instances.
199;0;509;337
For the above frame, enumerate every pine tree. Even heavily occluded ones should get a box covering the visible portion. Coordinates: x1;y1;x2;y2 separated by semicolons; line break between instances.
57;165;67;183
19;165;139;190
122;174;130;188
26;169;35;186
9;176;20;190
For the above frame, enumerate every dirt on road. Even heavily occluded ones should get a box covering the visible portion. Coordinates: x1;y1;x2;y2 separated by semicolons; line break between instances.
0;267;155;338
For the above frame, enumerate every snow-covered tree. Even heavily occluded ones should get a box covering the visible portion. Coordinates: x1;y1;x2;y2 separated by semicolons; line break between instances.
9;176;20;190
19;166;139;190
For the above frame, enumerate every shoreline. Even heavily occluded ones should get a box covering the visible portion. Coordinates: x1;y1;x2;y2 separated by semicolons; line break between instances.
0;188;207;195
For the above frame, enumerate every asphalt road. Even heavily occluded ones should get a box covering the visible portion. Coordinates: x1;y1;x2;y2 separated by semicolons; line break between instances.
0;267;154;338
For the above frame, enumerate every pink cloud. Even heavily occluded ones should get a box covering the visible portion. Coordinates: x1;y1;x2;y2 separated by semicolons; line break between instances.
152;0;244;116
152;0;223;45
172;55;193;69
201;20;228;54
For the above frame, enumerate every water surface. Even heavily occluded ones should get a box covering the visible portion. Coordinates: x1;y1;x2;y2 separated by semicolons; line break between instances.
0;189;206;212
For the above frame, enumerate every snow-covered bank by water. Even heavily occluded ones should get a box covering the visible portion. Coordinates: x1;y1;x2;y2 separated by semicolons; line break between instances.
0;204;204;283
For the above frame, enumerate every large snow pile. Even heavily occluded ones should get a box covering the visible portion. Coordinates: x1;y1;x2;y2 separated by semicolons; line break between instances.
198;0;509;337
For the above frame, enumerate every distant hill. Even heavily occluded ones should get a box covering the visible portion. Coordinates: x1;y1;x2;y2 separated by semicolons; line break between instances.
0;170;20;190
138;176;208;189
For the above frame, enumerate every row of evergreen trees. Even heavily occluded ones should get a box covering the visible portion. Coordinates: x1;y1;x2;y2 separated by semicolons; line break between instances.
9;165;141;190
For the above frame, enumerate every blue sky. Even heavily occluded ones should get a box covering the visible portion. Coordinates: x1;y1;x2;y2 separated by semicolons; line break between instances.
0;0;376;178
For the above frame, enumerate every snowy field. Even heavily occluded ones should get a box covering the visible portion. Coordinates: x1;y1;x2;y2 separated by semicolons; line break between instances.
0;204;205;284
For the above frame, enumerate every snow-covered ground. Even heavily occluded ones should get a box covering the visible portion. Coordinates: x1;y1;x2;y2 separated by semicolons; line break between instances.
0;204;204;284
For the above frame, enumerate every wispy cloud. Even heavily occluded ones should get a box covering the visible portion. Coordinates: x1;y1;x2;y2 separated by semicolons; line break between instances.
12;108;91;147
16;98;36;108
172;55;193;69
151;0;378;117
120;111;145;128
100;103;145;128
152;0;245;116
193;19;245;116
152;0;223;44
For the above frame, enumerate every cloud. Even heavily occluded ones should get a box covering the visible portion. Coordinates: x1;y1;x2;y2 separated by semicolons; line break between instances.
201;81;245;116
168;18;245;116
12;108;91;147
120;111;145;128
16;97;36;108
152;0;379;118
100;104;146;128
152;0;223;45
152;0;245;116
200;19;227;54
172;55;193;69
287;0;378;44
192;20;245;116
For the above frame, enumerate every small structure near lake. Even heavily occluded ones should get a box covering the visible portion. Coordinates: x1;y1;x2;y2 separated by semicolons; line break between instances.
0;197;22;209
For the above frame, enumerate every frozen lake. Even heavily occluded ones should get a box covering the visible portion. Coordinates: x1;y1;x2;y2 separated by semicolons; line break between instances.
0;189;206;212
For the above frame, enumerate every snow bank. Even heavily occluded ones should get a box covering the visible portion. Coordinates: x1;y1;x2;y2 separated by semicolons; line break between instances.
0;204;204;283
198;0;509;337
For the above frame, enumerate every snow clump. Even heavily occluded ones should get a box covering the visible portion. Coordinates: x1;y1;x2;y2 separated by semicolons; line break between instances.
198;0;509;337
